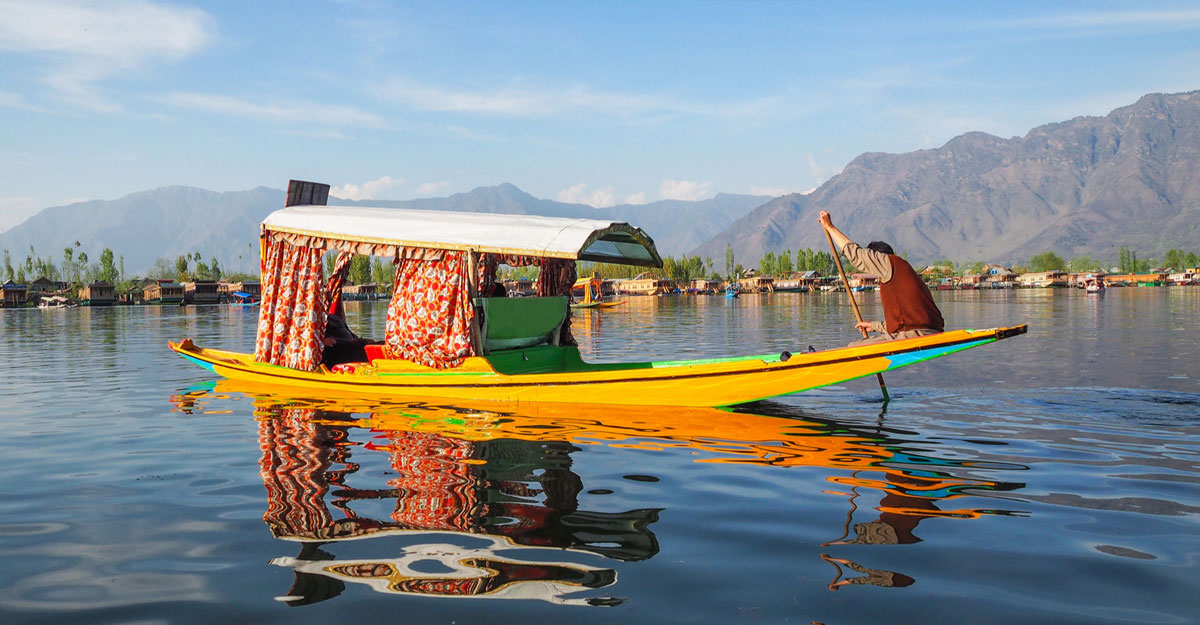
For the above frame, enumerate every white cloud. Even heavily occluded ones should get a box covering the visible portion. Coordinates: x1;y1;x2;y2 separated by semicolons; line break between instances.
806;155;842;186
623;192;647;205
331;176;406;201
557;183;615;208
162;92;386;128
749;186;793;197
659;179;713;202
0;0;215;111
995;9;1200;31
0;90;47;113
380;79;661;117
417;181;451;195
0;196;41;232
375;77;780;121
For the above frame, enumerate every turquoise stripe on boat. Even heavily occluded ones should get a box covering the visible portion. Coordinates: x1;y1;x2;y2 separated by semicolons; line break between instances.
180;353;217;373
883;338;993;370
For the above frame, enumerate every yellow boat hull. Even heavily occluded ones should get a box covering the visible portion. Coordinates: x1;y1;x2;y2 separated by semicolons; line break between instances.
170;325;1025;407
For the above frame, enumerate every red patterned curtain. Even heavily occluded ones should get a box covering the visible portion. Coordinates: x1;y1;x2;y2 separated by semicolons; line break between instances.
477;254;500;295
537;258;577;346
254;237;326;370
384;250;476;369
324;251;354;316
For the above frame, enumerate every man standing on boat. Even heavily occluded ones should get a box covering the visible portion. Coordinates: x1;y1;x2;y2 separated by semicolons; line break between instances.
818;211;944;344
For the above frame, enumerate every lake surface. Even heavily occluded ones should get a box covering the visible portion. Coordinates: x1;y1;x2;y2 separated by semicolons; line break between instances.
1;288;1198;624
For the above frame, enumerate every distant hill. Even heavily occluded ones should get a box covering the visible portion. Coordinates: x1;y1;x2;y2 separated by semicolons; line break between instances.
0;186;281;276
343;183;768;259
695;90;1200;266
0;183;768;275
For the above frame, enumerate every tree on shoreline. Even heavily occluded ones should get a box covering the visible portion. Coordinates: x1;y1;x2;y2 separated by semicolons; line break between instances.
1029;251;1066;272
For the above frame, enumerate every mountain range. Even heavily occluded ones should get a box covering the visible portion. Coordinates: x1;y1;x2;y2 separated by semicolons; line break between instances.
696;90;1200;265
0;183;768;274
3;90;1198;276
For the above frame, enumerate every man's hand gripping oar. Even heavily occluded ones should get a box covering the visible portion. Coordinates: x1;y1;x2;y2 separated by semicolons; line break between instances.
819;211;890;403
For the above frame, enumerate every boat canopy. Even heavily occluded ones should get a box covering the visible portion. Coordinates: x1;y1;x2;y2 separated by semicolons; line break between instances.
262;205;663;268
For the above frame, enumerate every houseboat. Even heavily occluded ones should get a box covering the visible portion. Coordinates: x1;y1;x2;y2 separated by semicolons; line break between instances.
774;271;820;293
219;280;262;301
183;280;220;304
848;273;878;292
2;280;27;307
1167;272;1196;286
501;278;536;297
1103;273;1167;287
79;281;116;306
27;277;66;300
341;283;380;301
1016;271;1069;288
737;273;775;293
614;273;672;296
170;179;1028;407
144;279;185;304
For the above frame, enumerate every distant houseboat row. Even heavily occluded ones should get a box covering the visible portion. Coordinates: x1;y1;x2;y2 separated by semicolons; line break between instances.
3;266;1197;309
0;278;262;308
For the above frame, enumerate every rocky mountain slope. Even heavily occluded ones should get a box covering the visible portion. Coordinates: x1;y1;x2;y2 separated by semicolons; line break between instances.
695;91;1200;266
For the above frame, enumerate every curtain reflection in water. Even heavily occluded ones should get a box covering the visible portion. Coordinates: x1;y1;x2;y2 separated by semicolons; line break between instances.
255;406;656;606
170;384;1027;603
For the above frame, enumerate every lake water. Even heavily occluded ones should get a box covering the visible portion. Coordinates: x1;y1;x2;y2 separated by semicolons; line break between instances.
1;288;1198;624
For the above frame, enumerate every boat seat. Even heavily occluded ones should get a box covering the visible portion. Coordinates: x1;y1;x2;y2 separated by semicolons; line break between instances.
475;296;567;353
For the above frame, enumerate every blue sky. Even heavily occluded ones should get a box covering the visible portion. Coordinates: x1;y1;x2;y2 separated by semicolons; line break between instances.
2;1;1200;231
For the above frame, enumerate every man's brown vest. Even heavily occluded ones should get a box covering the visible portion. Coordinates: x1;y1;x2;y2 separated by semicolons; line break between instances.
880;254;944;334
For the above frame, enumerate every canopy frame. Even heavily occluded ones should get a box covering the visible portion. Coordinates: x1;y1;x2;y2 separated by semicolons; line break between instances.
261;206;663;268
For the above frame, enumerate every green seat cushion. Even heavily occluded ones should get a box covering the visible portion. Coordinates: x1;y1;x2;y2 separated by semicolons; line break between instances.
476;296;567;350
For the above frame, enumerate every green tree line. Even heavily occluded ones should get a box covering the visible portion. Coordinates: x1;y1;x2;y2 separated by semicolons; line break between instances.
9;241;1196;297
2;243;261;298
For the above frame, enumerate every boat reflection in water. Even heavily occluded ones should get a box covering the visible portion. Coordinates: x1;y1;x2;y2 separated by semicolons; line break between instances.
170;382;1027;604
254;407;650;606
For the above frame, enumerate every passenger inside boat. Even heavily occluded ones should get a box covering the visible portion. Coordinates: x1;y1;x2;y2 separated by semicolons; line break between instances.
485;281;507;298
321;312;377;368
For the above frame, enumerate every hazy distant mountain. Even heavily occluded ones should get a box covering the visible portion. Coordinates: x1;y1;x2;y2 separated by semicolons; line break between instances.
344;183;770;259
696;91;1200;266
0;186;281;276
0;183;768;275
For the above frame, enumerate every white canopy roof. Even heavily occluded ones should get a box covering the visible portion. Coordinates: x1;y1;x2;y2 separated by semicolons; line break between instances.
262;205;662;267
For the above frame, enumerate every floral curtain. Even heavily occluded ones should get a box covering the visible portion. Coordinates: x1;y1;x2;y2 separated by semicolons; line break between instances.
324;251;354;316
254;237;326;370
384;249;476;369
536;258;577;346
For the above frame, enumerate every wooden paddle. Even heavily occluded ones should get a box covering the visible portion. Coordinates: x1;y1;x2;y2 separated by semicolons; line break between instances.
823;227;891;403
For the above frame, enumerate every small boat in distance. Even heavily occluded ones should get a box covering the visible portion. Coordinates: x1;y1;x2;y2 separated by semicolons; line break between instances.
570;274;624;309
171;179;1027;407
725;283;740;298
38;295;76;309
1082;275;1105;294
229;291;260;306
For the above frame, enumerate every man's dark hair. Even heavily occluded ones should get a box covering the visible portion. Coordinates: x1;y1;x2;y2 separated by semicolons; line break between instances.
867;241;895;255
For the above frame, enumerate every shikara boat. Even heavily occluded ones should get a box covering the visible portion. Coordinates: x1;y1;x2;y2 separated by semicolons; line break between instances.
171;180;1026;407
229;290;259;306
570;274;624;309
